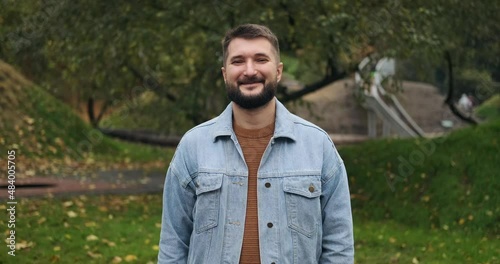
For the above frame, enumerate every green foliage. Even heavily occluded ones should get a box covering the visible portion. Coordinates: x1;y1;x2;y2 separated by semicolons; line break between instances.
1;0;499;134
100;91;195;135
340;120;500;234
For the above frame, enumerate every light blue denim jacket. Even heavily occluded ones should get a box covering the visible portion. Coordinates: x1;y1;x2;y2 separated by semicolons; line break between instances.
158;99;354;264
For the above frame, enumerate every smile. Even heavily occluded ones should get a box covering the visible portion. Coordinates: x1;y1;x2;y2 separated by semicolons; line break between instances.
239;82;263;89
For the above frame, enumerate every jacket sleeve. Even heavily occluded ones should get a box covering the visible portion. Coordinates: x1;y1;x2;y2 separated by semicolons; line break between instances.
158;146;196;263
319;139;354;263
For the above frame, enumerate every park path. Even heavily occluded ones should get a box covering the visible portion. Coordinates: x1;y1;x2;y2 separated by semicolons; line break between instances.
0;169;166;199
0;134;368;200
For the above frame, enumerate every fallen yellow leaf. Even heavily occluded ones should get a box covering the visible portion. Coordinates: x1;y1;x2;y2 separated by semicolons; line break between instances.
102;239;116;247
87;251;102;259
66;211;77;218
48;146;58;154
16;240;34;250
23;116;35;125
86;234;99;241
85;221;97;227
124;255;137;262
54;137;64;146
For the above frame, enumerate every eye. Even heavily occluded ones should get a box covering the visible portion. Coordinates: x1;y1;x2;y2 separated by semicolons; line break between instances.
231;60;244;65
256;58;269;63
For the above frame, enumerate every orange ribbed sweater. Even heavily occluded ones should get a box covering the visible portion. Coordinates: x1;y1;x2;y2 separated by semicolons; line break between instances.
234;121;274;264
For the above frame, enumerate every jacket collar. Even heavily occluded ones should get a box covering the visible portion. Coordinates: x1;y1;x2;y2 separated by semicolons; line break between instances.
211;98;296;142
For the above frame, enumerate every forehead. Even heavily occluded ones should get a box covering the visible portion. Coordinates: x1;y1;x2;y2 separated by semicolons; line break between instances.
226;37;275;59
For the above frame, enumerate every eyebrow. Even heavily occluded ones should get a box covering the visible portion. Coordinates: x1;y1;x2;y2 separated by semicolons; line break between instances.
229;53;272;61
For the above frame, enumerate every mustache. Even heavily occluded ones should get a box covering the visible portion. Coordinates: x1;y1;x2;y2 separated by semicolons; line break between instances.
237;76;265;85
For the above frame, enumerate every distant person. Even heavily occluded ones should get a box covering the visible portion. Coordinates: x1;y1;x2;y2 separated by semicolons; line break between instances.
157;24;354;263
369;71;379;96
458;93;473;115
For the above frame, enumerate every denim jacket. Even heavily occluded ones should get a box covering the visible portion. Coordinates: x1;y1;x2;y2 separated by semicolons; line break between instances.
158;99;354;264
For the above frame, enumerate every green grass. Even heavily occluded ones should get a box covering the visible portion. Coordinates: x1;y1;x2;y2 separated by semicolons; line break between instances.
475;94;500;121
354;217;498;263
0;195;162;264
1;121;499;263
10;84;170;162
339;120;500;235
0;194;497;264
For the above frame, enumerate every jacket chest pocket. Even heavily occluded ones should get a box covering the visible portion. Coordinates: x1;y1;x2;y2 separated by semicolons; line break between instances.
194;173;223;233
283;177;322;237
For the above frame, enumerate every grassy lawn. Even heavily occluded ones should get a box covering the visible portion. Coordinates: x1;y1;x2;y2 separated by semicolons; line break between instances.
0;194;497;264
354;217;498;263
1;121;497;263
475;94;500;122
0;195;162;264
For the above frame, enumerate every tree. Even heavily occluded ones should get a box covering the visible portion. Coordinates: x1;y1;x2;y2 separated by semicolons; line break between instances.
1;0;498;135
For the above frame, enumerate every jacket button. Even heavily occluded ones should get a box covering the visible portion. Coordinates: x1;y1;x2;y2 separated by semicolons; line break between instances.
267;222;273;228
265;182;271;188
308;185;315;192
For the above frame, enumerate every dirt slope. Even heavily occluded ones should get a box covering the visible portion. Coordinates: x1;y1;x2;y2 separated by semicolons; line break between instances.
288;78;466;135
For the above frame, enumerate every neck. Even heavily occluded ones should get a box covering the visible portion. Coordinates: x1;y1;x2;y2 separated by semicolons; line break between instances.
232;98;276;130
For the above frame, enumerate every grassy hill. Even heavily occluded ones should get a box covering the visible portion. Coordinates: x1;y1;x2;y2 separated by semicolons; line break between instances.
340;120;500;235
0;61;169;173
475;94;500;122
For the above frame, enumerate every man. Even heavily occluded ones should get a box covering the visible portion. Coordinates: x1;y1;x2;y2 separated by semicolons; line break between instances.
158;24;354;263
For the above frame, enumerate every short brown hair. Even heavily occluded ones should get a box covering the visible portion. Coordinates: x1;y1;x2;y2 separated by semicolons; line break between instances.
221;24;280;66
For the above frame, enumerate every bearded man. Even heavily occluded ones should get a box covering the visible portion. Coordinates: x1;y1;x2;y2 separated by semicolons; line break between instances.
158;24;354;264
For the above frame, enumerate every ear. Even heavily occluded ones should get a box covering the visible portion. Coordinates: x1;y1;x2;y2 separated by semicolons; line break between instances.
221;67;227;82
276;62;283;82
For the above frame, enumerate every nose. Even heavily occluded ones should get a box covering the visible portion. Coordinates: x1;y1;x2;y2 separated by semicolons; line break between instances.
243;60;257;76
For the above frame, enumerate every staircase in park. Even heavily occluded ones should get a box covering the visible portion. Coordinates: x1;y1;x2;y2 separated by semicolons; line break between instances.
356;57;426;138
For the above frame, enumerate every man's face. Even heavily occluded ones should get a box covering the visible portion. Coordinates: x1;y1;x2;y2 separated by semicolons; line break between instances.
222;37;283;109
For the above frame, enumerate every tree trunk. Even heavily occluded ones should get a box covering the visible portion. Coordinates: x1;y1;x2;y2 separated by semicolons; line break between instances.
279;73;347;103
87;97;110;128
98;128;181;147
87;97;97;128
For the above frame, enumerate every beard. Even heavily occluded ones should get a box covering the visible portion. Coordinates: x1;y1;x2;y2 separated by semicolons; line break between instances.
225;75;277;109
